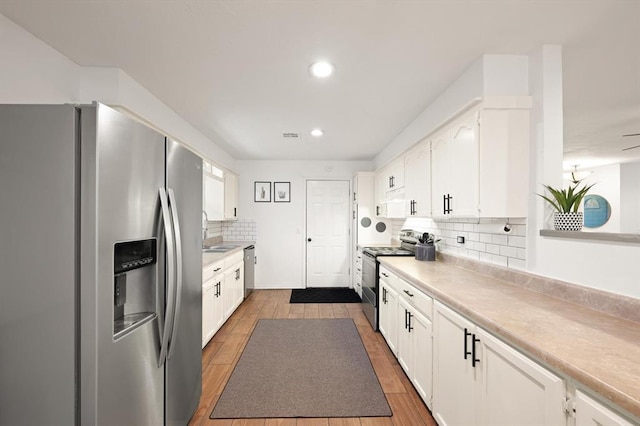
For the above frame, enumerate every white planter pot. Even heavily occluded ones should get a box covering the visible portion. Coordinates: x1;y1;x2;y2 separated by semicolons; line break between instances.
554;212;583;231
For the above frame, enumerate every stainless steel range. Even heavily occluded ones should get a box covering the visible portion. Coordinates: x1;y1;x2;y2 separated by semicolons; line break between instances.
361;230;420;330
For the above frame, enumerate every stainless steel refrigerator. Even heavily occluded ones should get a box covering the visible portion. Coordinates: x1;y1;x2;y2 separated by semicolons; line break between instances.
0;103;202;425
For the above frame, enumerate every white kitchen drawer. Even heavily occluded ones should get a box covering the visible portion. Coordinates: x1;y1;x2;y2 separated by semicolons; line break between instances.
224;251;244;268
379;265;398;288
203;260;224;282
397;278;432;319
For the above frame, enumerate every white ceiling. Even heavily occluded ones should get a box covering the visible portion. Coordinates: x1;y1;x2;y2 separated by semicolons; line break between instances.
1;0;639;165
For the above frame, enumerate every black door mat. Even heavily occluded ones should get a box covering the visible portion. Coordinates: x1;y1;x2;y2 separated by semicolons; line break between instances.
289;287;362;304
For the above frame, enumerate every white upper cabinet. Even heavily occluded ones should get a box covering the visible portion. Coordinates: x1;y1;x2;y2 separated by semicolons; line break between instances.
375;159;407;218
385;157;405;191
431;110;480;218
224;171;238;220
431;100;530;219
203;161;240;222
203;161;224;221
404;140;432;217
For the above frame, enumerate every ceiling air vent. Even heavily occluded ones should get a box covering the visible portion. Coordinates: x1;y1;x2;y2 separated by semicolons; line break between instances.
282;132;301;140
622;132;640;151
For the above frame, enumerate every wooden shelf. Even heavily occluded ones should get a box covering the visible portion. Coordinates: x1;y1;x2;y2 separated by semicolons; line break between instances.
539;229;640;244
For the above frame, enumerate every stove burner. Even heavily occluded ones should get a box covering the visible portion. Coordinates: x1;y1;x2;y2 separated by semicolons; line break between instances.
363;246;414;256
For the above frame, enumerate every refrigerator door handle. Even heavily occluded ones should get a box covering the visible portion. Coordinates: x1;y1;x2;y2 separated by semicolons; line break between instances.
166;188;183;360
158;187;176;367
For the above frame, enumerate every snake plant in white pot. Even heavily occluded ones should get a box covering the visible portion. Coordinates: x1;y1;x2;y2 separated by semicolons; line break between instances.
537;178;595;231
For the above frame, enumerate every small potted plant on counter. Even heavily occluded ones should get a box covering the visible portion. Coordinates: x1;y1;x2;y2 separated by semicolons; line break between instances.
537;176;595;231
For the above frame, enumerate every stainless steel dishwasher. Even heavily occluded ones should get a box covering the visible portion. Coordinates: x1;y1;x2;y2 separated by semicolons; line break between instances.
244;245;255;297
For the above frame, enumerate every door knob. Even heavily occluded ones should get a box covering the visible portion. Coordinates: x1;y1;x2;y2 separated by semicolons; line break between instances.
307;238;312;242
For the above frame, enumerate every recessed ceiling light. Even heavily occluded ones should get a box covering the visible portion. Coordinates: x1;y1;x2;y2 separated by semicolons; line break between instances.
310;128;324;137
310;61;335;78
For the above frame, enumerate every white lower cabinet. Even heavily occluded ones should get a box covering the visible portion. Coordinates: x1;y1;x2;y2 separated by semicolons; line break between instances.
379;278;398;355
379;266;433;409
224;260;244;317
433;300;477;426
202;251;245;348
575;391;635;426
211;273;225;334
202;279;217;348
397;297;432;407
433;301;565;426
478;327;565;426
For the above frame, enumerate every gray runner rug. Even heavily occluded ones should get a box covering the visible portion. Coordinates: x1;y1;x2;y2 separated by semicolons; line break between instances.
210;318;392;419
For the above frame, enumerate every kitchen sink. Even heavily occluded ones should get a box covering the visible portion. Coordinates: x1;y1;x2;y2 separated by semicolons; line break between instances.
203;245;238;253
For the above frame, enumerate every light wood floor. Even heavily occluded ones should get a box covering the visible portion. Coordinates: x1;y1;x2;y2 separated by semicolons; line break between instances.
189;289;438;426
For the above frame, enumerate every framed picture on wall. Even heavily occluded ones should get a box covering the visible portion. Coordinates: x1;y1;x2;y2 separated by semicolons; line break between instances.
273;182;291;203
254;181;271;202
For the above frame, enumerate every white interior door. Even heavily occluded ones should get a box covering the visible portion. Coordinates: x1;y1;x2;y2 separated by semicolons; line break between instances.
306;180;351;287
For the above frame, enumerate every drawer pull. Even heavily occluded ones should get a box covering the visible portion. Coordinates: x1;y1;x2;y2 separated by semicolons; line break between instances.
381;272;388;277
403;289;414;297
214;267;221;272
472;334;480;367
464;328;472;360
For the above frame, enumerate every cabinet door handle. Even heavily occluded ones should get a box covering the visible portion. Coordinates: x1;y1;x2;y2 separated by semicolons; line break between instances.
443;194;447;215
464;328;472;360
403;289;414;297
472;334;480;367
234;207;237;217
408;312;413;332
405;309;410;330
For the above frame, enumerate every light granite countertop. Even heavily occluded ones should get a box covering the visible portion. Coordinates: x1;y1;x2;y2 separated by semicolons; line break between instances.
202;241;255;266
379;256;640;419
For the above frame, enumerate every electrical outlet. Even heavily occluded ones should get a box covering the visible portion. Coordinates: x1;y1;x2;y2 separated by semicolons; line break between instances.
457;236;465;244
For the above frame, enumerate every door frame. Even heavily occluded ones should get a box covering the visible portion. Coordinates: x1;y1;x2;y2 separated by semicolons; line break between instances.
303;178;353;288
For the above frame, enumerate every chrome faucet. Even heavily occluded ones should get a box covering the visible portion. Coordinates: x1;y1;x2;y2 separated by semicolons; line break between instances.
202;210;209;246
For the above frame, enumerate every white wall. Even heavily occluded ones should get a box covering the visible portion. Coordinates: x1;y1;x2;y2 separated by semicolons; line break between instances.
375;45;639;299
374;54;529;169
620;161;640;233
0;14;80;102
0;14;235;170
579;164;620;233
527;46;640;299
236;160;372;289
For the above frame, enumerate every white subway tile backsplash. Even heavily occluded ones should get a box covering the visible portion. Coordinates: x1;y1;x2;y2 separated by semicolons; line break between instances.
486;244;501;255
479;233;493;243
491;254;508;267
511;224;526;236
499;245;518;258
222;218;257;241
391;216;527;271
479;252;493;263
508;258;526;270
473;242;486;252
508;235;526;248
491;234;508;245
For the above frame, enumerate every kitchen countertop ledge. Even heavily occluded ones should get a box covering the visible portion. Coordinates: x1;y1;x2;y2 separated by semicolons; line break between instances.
202;241;254;266
379;256;640;418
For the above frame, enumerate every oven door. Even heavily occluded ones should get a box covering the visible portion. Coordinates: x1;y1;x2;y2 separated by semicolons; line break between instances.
361;251;378;329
